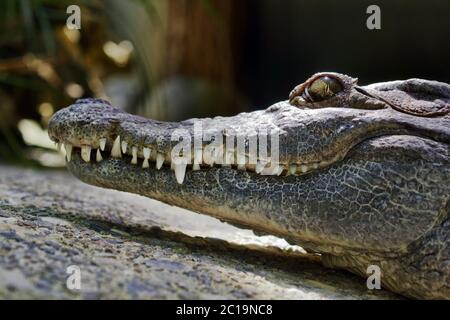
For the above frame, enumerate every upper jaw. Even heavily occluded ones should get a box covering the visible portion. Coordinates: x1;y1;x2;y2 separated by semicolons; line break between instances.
48;99;356;183
48;99;123;148
48;99;340;142
48;97;445;184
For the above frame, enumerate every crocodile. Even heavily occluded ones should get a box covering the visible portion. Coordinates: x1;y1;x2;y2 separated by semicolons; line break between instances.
48;72;450;299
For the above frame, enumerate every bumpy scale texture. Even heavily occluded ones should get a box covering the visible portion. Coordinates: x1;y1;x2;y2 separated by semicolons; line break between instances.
49;73;450;299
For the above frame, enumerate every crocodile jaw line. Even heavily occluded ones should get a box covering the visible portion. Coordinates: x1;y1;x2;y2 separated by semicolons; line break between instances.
48;99;448;185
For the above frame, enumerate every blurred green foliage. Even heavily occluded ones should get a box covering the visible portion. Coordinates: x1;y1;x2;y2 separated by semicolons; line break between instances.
0;0;156;167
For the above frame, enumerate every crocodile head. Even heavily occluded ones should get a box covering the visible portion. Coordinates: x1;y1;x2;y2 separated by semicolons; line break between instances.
48;72;450;299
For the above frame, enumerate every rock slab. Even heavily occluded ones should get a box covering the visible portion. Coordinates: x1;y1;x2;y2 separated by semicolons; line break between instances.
0;165;399;299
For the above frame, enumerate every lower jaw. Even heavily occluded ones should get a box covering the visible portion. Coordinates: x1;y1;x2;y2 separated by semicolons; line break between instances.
66;151;382;256
65;135;450;257
66;147;359;255
66;150;317;245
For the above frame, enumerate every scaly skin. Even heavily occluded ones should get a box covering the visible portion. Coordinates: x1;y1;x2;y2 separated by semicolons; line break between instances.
48;72;450;299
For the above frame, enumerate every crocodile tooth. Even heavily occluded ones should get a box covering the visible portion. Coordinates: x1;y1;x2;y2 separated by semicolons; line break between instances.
255;161;266;174
81;145;91;162
312;162;319;169
319;160;327;167
194;148;203;165
192;163;200;171
276;166;284;176
260;164;272;175
96;149;103;162
143;147;151;159
174;162;187;184
300;164;308;173
121;141;128;154
264;164;283;176
131;146;138;164
64;143;73;162
142;147;151;168
156;153;164;169
99;138;106;151
111;136;122;158
289;164;297;175
56;143;62;152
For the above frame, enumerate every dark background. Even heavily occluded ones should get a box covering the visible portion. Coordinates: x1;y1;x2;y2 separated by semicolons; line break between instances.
238;0;450;107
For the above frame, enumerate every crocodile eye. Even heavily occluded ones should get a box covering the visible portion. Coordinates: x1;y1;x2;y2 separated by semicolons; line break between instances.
306;76;343;102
